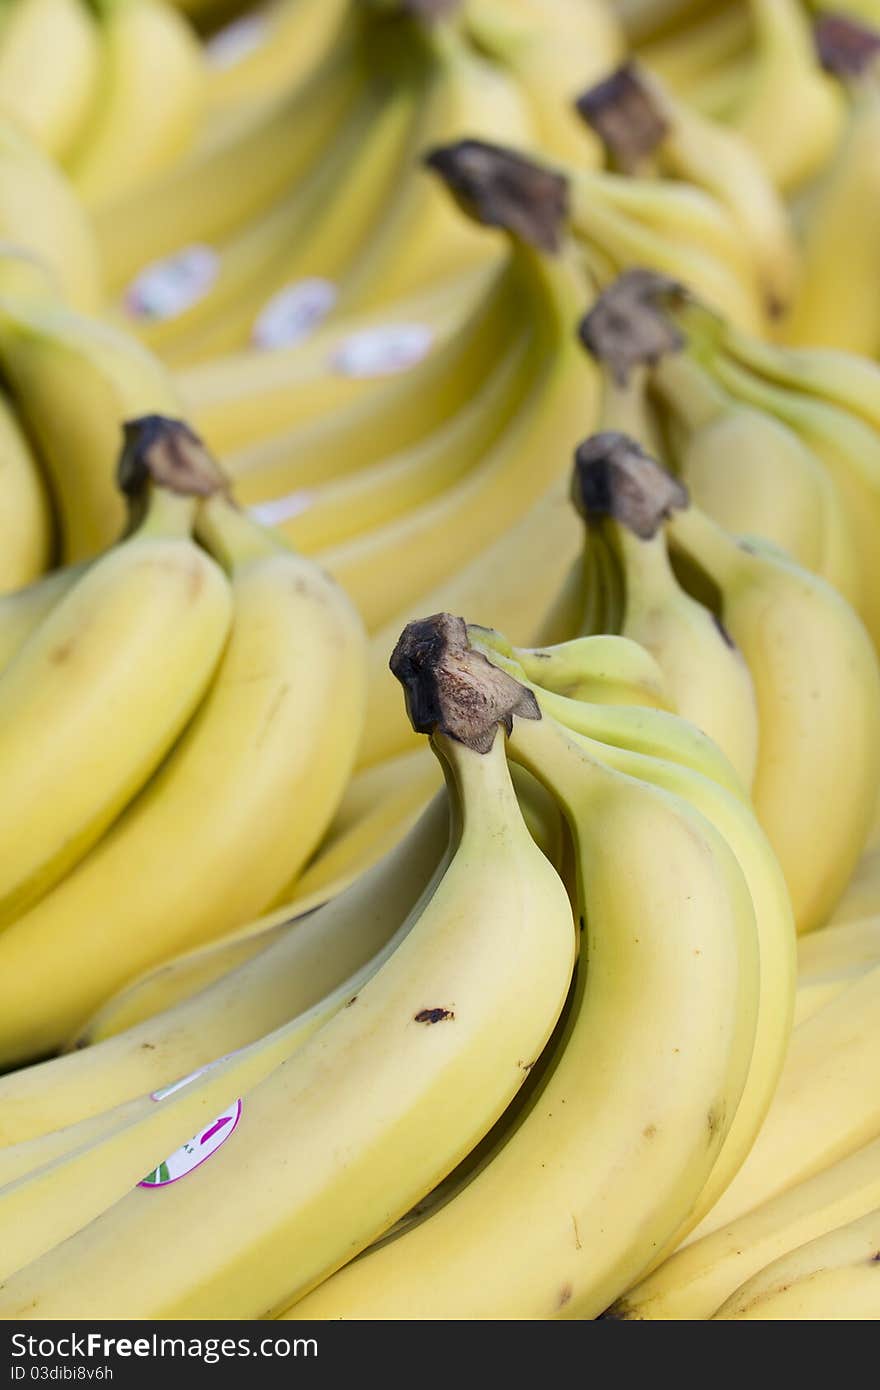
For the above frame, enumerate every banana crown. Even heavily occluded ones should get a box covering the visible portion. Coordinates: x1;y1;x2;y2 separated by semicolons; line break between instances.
424;138;568;252
390;611;539;753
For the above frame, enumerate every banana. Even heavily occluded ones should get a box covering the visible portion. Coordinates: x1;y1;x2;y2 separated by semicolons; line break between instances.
575;62;798;320
713;1207;880;1318
462;0;623;168
612;1135;880;1319
0;263;182;560
683;962;880;1243
0;0;101;161
724;0;845;194
0;423;231;942
0;701;575;1319
571;432;760;788
0;386;54;593
782;19;880;355
283;613;759;1320
481;636;794;1248
704;347;880;654
0;450;367;1064
0;116;103;313
660;458;880;933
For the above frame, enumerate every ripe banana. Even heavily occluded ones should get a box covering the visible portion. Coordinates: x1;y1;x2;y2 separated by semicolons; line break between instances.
0;444;368;1063
283;613;759;1320
0;708;575;1318
0;422;231;940
665;470;880;933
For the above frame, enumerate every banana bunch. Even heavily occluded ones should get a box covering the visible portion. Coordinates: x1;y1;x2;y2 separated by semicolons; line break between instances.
0;0;205;206
0;621;578;1316
0;416;367;1067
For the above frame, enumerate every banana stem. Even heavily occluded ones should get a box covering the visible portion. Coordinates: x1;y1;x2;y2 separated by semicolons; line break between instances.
666;502;744;588
653;350;731;432
194;492;286;571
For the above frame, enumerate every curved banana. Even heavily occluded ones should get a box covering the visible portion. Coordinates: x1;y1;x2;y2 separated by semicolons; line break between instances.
470;634;794;1248
0;425;231;942
0;460;367;1064
204;0;351;119
571;432;760;788
283;613;759;1320
713;1207;880;1319
666;480;880;934
471;629;673;711
0;706;575;1318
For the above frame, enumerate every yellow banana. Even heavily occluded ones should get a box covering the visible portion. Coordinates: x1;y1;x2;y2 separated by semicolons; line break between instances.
284;614;759;1320
0;0;100;161
0;425;231;942
0;713;575;1319
0;462;367;1063
0;386;53;593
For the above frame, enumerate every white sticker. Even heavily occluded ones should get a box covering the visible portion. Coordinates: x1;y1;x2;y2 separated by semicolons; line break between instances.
252;279;338;349
330;323;434;378
205;13;268;68
139;1100;242;1188
248;493;313;528
124;246;219;321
